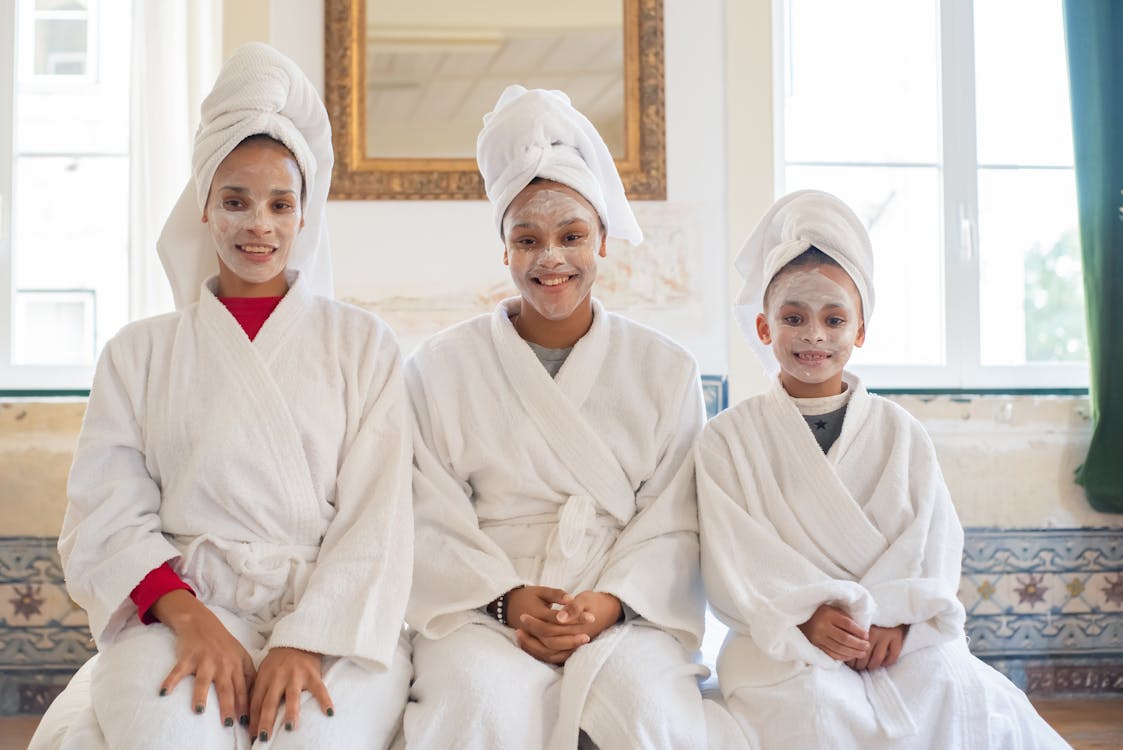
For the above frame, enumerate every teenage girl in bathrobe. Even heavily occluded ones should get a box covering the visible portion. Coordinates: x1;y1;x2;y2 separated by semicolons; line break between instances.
402;86;744;749
696;190;1070;749
31;44;413;750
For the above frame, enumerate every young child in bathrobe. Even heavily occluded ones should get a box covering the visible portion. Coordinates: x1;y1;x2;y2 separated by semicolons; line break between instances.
696;190;1070;749
30;44;412;750
402;85;743;750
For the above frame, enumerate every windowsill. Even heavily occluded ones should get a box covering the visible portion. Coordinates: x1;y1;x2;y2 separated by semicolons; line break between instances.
871;388;1089;397
0;388;1093;401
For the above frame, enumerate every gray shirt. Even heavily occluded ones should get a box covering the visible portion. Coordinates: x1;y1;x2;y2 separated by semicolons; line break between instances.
526;340;574;378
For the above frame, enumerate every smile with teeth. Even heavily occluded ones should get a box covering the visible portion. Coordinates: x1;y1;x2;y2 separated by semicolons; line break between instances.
238;244;275;255
795;351;831;362
536;275;574;286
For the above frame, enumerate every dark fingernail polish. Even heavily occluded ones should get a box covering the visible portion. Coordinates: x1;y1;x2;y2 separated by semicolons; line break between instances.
224;717;234;727
194;704;204;714
285;722;293;732
259;731;269;742
240;715;249;726
326;707;334;717
159;687;167;697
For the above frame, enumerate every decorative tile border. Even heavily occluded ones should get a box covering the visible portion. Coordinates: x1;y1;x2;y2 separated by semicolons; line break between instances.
0;536;94;716
2;527;1122;714
960;528;1123;657
960;527;1123;694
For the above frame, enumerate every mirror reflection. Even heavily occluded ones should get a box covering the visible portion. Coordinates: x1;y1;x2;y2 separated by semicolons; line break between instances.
364;0;625;159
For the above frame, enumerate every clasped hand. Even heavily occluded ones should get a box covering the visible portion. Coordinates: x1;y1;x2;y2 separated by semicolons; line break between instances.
504;586;622;665
152;590;333;741
798;604;908;671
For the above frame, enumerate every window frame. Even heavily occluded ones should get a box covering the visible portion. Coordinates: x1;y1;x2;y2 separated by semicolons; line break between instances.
18;0;99;84
0;0;127;390
773;0;1088;391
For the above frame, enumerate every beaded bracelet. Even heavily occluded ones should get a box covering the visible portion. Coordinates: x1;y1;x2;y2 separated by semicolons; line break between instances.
494;591;509;626
488;585;524;627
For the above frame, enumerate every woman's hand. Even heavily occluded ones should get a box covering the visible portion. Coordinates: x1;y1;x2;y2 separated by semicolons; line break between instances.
249;647;332;743
848;624;909;671
151;589;256;729
797;604;870;662
506;586;587;665
554;590;622;640
511;589;623;665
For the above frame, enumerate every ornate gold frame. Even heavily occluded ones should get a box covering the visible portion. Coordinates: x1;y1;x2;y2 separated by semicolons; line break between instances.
324;0;666;200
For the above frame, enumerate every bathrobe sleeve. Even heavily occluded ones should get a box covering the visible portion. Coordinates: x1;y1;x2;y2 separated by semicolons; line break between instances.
858;416;966;655
60;325;185;646
266;324;414;670
403;355;527;639
593;358;708;649
696;417;871;669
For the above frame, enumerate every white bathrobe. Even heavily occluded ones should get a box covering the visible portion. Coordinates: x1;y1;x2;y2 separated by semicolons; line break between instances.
404;297;728;750
41;271;413;750
697;373;1070;750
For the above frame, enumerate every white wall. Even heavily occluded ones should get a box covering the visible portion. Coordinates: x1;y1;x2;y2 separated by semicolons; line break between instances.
269;0;730;372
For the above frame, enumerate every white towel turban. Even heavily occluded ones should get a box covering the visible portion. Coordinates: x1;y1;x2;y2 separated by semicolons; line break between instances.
476;84;643;245
156;42;334;309
733;190;875;374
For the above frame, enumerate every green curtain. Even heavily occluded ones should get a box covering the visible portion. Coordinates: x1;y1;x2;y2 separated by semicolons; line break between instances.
1063;1;1123;512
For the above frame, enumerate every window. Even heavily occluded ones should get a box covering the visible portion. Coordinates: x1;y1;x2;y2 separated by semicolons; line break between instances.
777;0;1084;389
1;0;131;389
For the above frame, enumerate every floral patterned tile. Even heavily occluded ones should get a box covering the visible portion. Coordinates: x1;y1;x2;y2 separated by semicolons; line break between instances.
2;527;1122;713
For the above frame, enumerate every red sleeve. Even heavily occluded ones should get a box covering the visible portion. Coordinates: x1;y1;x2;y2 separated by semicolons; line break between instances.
129;562;195;624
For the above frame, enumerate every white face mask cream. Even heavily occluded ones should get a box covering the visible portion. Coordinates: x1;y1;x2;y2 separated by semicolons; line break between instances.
502;184;603;322
759;264;864;392
203;139;303;293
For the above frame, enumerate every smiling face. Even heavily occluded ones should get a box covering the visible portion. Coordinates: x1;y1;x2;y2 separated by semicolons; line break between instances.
501;180;606;346
202;138;304;297
756;263;866;398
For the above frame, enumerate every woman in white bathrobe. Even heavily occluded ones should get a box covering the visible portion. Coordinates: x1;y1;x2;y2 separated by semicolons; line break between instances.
697;190;1070;749
30;43;412;750
402;85;743;750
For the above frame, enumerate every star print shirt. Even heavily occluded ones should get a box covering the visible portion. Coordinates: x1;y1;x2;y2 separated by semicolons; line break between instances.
790;387;852;454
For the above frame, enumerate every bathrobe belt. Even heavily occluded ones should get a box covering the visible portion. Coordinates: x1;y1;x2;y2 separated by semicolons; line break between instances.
173;534;321;622
862;669;919;739
480;495;619;588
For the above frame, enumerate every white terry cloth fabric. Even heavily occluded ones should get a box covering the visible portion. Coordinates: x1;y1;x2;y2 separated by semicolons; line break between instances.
51;272;413;749
45;41;411;750
404;298;742;749
476;84;643;245
733;190;874;375
31;627;413;750
696;372;1071;749
61;272;412;662
157;42;334;308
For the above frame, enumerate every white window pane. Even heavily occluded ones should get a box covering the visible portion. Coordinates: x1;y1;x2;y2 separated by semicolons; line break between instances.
978;168;1084;365
974;0;1073;166
784;165;944;366
12;290;96;365
13;156;130;356
784;0;939;164
17;2;131;154
34;18;87;75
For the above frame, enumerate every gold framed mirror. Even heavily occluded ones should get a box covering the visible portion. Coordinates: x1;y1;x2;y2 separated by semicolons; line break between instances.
324;0;665;200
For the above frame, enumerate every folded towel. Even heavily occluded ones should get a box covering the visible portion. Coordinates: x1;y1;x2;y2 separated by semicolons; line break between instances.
157;42;333;308
476;85;643;245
